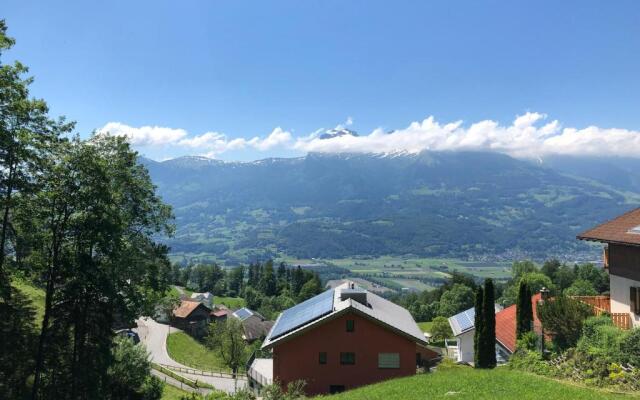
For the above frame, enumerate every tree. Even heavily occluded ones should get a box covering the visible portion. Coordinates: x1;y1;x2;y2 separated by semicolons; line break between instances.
108;336;162;400
537;295;592;350
512;260;538;280
437;283;475;317
430;316;452;342
0;20;72;300
25;135;174;399
575;263;609;293
563;279;597;296
516;281;533;339
261;260;277;297
481;279;497;368
540;259;561;281
473;285;484;367
298;276;321;302
206;318;248;385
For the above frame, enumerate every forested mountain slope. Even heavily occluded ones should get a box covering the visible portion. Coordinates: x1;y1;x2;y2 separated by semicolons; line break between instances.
142;151;640;263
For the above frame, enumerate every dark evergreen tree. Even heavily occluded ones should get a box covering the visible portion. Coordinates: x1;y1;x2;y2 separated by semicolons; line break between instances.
261;261;277;297
473;285;484;367
482;278;497;368
516;280;533;339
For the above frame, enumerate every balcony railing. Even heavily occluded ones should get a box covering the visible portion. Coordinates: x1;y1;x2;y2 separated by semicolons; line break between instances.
572;295;631;330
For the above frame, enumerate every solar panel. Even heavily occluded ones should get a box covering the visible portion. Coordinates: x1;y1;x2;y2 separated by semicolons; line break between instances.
451;308;475;334
233;308;253;321
269;289;335;339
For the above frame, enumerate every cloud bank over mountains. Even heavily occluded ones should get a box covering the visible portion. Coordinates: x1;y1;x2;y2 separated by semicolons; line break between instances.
98;112;640;160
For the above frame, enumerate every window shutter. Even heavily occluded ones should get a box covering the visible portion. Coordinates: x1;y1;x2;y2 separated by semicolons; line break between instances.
378;353;400;369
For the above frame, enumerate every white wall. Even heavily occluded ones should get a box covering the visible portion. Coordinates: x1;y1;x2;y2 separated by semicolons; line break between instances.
457;330;475;363
610;274;640;328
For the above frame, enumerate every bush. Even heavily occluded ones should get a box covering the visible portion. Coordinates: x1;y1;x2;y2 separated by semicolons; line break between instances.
508;349;552;376
516;331;539;352
621;328;640;367
537;295;592;350
577;316;627;363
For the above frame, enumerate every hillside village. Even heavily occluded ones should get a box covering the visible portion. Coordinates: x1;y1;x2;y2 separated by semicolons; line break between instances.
106;207;637;399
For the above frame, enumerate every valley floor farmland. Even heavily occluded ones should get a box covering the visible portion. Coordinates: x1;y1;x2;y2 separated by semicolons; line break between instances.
279;255;512;292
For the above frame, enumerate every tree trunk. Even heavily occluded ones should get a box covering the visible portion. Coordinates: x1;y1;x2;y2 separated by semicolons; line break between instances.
31;262;55;400
0;161;15;299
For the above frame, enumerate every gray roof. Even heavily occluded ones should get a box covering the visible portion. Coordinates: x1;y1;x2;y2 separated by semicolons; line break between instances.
262;282;426;349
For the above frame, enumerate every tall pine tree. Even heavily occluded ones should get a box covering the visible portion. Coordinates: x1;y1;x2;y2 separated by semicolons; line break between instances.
473;285;484;367
482;278;497;368
516;280;533;339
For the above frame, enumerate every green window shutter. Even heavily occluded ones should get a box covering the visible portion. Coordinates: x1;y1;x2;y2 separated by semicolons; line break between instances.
346;320;354;332
378;353;400;369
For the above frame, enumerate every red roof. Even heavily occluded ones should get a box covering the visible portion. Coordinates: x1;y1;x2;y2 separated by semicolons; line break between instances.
173;299;211;319
212;309;229;317
577;207;640;246
495;293;542;353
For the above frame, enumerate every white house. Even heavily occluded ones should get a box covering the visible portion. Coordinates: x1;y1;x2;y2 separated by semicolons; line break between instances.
578;207;640;329
447;304;504;364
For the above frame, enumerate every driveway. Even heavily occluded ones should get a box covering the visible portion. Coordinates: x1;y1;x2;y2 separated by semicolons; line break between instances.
136;317;247;393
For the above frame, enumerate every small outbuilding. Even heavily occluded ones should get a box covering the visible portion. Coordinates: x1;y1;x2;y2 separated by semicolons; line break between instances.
172;299;211;337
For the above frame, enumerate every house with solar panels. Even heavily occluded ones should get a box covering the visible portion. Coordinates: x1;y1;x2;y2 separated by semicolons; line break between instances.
247;281;437;395
231;308;274;343
447;304;505;364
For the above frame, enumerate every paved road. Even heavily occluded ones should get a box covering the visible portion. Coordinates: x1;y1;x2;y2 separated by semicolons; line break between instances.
136;317;247;393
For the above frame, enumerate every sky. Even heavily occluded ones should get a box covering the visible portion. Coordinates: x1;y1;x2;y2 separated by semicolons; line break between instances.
3;1;640;161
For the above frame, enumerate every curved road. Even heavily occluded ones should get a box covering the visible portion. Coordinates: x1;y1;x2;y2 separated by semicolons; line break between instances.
136;317;247;393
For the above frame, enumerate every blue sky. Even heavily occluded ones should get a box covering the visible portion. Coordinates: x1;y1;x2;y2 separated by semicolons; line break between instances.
3;1;640;161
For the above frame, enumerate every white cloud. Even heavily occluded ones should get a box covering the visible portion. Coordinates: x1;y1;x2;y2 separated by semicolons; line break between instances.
97;122;187;146
98;122;293;158
294;112;640;159
99;113;640;160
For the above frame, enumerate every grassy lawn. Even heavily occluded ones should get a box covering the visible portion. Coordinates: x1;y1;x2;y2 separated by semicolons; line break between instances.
160;383;191;400
418;321;433;333
11;278;46;326
166;331;231;372
324;364;639;400
214;296;245;309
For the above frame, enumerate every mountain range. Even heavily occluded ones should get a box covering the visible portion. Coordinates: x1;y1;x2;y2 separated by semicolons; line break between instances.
141;151;640;265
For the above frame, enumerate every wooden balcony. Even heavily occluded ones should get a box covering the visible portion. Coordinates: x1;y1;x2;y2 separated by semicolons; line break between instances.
572;295;631;330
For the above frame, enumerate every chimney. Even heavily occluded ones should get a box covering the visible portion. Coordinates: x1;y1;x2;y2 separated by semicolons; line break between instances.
340;286;367;306
539;287;550;301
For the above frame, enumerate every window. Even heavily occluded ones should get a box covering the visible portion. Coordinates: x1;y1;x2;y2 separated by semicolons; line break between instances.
346;320;354;332
319;352;327;365
329;385;345;394
340;352;355;365
631;287;640;314
378;353;400;369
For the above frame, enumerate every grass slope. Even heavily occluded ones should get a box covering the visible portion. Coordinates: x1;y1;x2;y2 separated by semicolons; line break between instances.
166;331;230;372
160;383;191;400
11;278;46;326
214;296;245;309
324;365;638;400
417;321;433;333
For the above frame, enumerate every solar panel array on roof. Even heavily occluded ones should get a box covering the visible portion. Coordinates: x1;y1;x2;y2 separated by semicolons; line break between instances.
233;308;253;321
451;308;475;335
269;288;334;339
